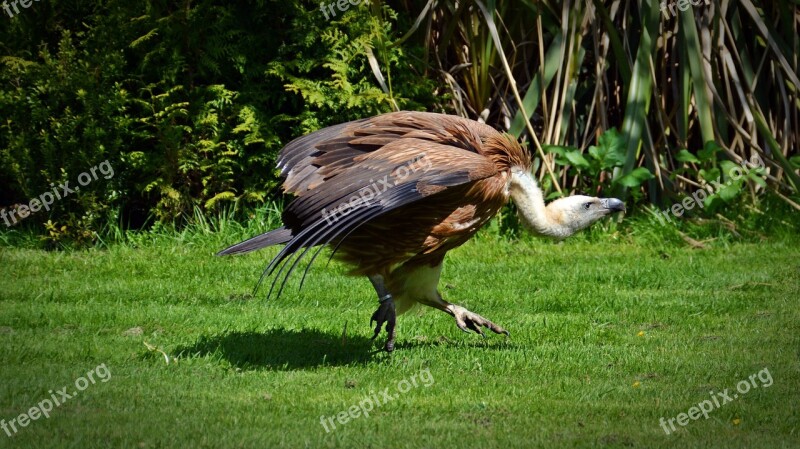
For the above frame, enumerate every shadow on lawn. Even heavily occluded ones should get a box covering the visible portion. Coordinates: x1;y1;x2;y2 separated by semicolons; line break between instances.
173;328;514;370
173;328;378;370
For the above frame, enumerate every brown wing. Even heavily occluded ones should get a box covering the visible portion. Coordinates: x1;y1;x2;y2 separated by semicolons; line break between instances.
278;111;503;196
282;139;496;228
263;141;500;297
217;112;508;257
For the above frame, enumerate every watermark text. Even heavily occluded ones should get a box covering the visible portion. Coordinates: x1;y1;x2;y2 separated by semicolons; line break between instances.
660;367;773;435
1;160;114;228
320;368;434;433
1;363;111;437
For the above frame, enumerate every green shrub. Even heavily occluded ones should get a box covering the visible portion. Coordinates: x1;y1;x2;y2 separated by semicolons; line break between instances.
0;0;439;245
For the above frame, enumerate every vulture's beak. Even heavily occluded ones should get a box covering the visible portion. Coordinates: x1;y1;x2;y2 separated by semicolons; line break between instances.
601;198;626;213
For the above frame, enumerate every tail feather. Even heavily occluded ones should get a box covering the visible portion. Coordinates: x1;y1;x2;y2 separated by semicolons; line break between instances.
216;227;293;256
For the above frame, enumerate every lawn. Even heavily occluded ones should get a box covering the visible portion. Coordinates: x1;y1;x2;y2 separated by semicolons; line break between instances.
0;230;798;448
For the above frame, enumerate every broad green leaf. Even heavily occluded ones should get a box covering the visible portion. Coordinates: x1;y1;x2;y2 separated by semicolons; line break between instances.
718;182;742;202
699;168;721;183
543;145;569;157
545;191;562;201
675;149;700;163
704;194;725;210
564;151;590;169
748;171;767;188
720;160;742;181
543;145;585;168
588;129;626;169
698;141;722;162
615;167;654;188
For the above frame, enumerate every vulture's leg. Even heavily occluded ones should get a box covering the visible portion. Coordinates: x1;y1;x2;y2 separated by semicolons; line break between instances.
368;275;396;352
396;263;509;337
418;294;510;337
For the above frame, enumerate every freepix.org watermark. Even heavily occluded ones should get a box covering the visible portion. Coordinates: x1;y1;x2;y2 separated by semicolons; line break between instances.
659;367;773;435
659;0;711;19
319;0;364;20
320;368;435;433
654;154;764;226
1;363;111;437
2;0;40;19
1;160;114;227
321;153;432;225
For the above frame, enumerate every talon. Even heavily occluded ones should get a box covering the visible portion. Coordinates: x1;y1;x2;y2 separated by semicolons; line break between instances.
466;320;484;336
369;297;396;351
370;312;383;339
449;305;507;337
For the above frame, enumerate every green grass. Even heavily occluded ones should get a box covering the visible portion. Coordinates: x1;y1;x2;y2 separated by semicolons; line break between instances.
0;228;798;448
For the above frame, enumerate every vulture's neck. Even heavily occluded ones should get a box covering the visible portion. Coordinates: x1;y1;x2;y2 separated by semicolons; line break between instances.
509;169;570;239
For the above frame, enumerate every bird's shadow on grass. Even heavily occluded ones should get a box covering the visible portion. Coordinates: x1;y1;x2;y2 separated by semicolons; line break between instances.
173;328;380;370
172;328;516;370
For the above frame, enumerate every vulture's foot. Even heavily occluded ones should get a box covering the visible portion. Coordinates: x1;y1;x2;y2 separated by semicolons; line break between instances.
370;297;397;353
449;305;509;337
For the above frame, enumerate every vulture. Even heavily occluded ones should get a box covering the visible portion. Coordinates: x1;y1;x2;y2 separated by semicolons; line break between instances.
218;111;625;352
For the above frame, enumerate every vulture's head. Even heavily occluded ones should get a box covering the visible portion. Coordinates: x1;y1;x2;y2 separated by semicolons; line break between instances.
546;195;626;237
508;168;626;239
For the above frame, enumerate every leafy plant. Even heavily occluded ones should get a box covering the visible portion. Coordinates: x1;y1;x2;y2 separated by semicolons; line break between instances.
0;0;439;243
544;129;653;200
402;0;798;214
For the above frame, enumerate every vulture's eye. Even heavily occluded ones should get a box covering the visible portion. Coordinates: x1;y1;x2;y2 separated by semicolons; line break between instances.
583;202;592;210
